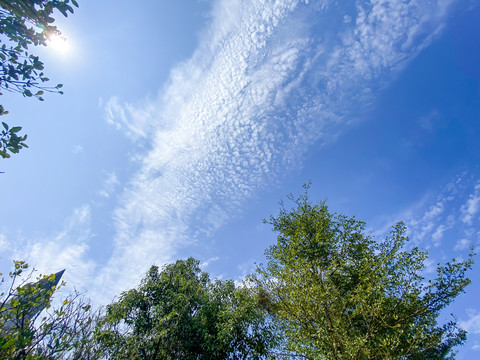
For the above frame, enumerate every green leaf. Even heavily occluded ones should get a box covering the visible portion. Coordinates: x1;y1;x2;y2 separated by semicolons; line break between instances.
10;126;22;133
2;122;8;130
33;61;44;70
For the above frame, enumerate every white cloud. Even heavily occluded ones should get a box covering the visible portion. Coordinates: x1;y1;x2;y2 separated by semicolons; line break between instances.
95;0;461;302
372;174;479;254
460;309;480;335
418;109;442;131
402;197;451;245
8;205;96;293
105;96;157;140
455;238;471;251
233;259;259;287
0;233;7;249
98;172;119;199
343;15;352;24
431;224;446;246
72;144;84;154
425;201;445;220
200;256;220;269
461;184;480;225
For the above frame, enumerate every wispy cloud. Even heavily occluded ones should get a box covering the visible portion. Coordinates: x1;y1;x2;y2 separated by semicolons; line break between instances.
454;238;471;251
6;205;96;292
460;309;480;335
418;109;443;131
373;173;480;253
200;256;220;270
98;171;120;199
93;0;460;301
461;183;480;225
0;232;7;249
72;144;84;154
105;96;157;140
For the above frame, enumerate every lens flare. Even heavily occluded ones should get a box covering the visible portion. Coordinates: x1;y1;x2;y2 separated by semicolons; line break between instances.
47;34;71;54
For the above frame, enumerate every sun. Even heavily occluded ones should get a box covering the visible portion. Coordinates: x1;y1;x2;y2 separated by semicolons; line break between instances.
47;33;71;55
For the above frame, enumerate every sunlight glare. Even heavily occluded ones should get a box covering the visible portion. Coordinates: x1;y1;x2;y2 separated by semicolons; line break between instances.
47;34;71;55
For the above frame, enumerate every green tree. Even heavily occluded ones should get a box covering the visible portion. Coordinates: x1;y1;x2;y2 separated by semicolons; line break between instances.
251;186;474;360
95;258;277;360
0;260;96;359
0;0;79;158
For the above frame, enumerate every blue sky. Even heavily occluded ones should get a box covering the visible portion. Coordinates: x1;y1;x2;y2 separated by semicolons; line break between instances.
1;0;480;357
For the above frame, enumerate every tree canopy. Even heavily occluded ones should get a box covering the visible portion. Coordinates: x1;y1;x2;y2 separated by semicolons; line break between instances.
0;0;78;159
0;261;96;360
95;258;277;360
251;186;474;359
1;188;474;359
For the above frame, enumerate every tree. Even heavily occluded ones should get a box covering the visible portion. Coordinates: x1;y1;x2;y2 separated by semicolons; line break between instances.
53;296;103;360
251;186;474;360
95;258;277;360
0;0;79;158
0;260;97;359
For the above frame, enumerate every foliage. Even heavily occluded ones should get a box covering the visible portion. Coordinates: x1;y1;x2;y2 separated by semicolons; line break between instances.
1;188;474;359
95;257;277;360
57;299;103;360
1;119;27;158
0;0;78;158
251;186;474;360
0;260;96;360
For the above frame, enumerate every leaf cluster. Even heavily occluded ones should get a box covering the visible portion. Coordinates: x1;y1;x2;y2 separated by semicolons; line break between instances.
0;119;27;158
